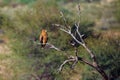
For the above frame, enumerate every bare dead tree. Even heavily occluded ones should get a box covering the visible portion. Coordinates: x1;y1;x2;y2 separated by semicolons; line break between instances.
52;4;109;80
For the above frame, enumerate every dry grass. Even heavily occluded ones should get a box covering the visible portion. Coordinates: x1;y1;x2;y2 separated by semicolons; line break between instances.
100;30;120;40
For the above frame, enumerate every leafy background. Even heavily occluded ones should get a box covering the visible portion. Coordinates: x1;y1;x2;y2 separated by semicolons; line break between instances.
0;0;120;80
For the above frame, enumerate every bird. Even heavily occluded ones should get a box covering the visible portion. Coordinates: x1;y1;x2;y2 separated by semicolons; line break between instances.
39;29;48;48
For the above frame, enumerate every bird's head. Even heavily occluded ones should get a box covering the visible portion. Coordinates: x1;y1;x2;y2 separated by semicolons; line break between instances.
45;30;47;32
42;29;47;33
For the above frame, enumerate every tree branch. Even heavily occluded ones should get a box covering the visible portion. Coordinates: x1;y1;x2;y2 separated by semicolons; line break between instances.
60;11;71;30
33;41;61;51
58;58;76;72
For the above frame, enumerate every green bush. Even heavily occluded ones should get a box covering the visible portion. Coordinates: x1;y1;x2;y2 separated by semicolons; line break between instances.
114;0;120;22
17;0;37;4
97;38;120;79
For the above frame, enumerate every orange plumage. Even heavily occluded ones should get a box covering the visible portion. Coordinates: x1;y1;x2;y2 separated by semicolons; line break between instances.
39;29;48;47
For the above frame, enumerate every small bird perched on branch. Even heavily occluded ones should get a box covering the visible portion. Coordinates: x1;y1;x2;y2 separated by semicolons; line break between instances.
39;29;48;48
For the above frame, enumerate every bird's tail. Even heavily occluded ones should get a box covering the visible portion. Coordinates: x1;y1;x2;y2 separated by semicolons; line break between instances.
40;39;45;48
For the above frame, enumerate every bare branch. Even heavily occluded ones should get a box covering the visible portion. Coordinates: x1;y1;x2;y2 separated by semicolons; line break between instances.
77;4;81;24
78;57;96;68
33;41;61;51
82;44;95;59
75;23;85;43
60;28;70;34
52;24;65;29
58;57;76;72
78;57;109;80
52;24;70;34
53;23;95;59
60;11;71;30
45;43;61;51
56;22;95;60
70;33;83;45
71;57;78;69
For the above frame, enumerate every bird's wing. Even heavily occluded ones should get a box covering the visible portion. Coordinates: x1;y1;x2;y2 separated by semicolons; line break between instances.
39;34;43;43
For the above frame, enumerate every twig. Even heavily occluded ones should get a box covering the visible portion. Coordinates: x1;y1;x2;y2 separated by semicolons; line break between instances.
75;23;85;43
33;41;61;51
60;28;70;34
71;57;78;69
77;4;81;25
58;57;76;72
60;11;71;30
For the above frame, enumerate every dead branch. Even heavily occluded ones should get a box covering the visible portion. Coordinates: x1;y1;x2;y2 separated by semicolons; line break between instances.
58;24;95;59
58;58;75;72
33;41;61;51
60;11;71;30
71;57;78;69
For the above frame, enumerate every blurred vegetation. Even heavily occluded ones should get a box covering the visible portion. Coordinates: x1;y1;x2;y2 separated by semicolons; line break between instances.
0;0;120;80
114;0;120;22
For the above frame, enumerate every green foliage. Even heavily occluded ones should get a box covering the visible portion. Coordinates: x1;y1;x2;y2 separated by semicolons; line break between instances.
0;1;68;79
17;0;37;4
0;0;37;7
79;20;94;37
82;70;101;80
82;37;120;80
0;13;13;29
96;38;120;79
3;0;11;5
0;0;120;80
114;0;120;22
